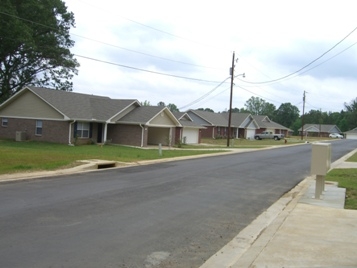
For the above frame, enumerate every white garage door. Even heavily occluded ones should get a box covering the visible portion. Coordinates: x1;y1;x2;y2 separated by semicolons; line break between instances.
182;128;199;144
246;129;255;139
346;133;357;140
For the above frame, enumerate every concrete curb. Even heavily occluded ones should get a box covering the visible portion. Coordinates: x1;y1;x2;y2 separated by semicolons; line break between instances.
199;176;313;268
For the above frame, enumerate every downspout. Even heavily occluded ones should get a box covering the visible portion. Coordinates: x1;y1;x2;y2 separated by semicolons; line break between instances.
68;120;76;146
103;123;108;143
140;124;145;147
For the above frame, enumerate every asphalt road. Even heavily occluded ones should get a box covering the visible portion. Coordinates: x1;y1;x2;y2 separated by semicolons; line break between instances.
0;140;356;268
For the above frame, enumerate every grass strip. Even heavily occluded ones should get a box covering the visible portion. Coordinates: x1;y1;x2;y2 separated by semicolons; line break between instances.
0;140;226;175
326;168;357;210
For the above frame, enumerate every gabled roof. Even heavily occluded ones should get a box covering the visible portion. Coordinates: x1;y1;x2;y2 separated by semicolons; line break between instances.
187;110;228;126
0;86;139;122
345;127;357;134
117;106;181;126
221;112;258;128
299;124;341;133
252;115;290;130
172;112;206;129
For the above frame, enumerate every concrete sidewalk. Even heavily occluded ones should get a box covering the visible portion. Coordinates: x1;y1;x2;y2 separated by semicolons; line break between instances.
201;149;357;268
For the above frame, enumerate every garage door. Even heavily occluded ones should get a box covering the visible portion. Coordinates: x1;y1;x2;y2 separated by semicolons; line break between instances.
346;133;357;140
246;129;255;139
182;128;199;144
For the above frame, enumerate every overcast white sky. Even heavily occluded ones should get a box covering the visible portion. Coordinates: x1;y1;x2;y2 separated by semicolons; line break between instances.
64;0;357;114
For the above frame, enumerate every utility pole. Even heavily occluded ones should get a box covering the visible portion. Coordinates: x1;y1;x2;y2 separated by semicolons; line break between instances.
301;90;306;140
227;51;235;147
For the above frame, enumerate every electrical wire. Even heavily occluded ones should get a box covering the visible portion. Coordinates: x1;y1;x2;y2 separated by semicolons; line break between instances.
238;25;357;85
178;77;230;110
0;10;225;71
74;54;225;83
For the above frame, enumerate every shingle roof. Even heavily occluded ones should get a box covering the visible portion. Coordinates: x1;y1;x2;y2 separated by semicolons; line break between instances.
299;124;341;133
117;106;180;126
117;106;165;124
221;112;252;127
252;115;290;130
345;127;357;133
188;110;228;126
172;112;205;128
28;86;138;121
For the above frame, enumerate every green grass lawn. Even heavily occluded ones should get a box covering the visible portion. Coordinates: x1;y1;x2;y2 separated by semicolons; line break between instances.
0;140;226;175
327;168;357;210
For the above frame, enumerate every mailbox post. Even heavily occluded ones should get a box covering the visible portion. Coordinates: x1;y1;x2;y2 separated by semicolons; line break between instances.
310;143;331;199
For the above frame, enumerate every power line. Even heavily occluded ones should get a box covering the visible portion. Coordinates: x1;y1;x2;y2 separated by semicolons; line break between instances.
0;10;225;71
71;34;225;70
74;54;225;83
178;77;230;110
239;25;357;85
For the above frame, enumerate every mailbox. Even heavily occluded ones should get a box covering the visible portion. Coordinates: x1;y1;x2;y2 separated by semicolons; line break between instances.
311;143;331;175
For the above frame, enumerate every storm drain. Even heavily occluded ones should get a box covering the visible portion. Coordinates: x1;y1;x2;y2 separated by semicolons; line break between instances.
96;162;117;169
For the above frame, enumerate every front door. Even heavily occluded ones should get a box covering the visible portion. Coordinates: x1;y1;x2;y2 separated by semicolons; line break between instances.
97;123;103;143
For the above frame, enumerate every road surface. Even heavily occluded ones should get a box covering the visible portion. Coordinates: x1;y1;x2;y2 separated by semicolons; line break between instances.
0;140;355;267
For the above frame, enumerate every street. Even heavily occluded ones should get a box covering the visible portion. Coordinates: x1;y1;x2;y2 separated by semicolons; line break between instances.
0;140;356;267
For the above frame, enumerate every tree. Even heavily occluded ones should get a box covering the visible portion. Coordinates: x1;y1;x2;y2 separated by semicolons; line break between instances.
244;96;276;117
0;0;79;104
274;103;300;128
157;101;166;106
167;103;179;112
141;100;151;106
344;97;357;130
198;108;214;112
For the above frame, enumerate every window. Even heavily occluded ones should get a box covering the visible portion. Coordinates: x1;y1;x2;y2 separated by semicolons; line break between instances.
76;122;89;138
35;120;42;135
1;118;8;127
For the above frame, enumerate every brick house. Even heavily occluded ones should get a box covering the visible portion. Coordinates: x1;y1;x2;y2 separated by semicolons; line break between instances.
298;124;342;137
0;86;184;147
253;115;292;137
186;110;290;139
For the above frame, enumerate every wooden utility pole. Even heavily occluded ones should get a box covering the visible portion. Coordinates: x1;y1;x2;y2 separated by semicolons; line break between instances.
301;90;306;140
227;52;235;147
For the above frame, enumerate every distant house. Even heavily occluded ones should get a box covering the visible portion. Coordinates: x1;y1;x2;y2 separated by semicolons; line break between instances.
344;127;357;140
253;115;292;137
221;113;259;139
186;110;290;139
0;86;183;147
298;124;342;137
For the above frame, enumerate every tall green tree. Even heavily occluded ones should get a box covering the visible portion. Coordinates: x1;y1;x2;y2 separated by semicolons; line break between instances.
167;103;179;112
274;103;300;128
344;97;357;130
244;96;276;118
0;0;79;104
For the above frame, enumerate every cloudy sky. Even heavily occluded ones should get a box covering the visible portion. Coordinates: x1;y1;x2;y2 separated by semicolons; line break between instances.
64;0;357;114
